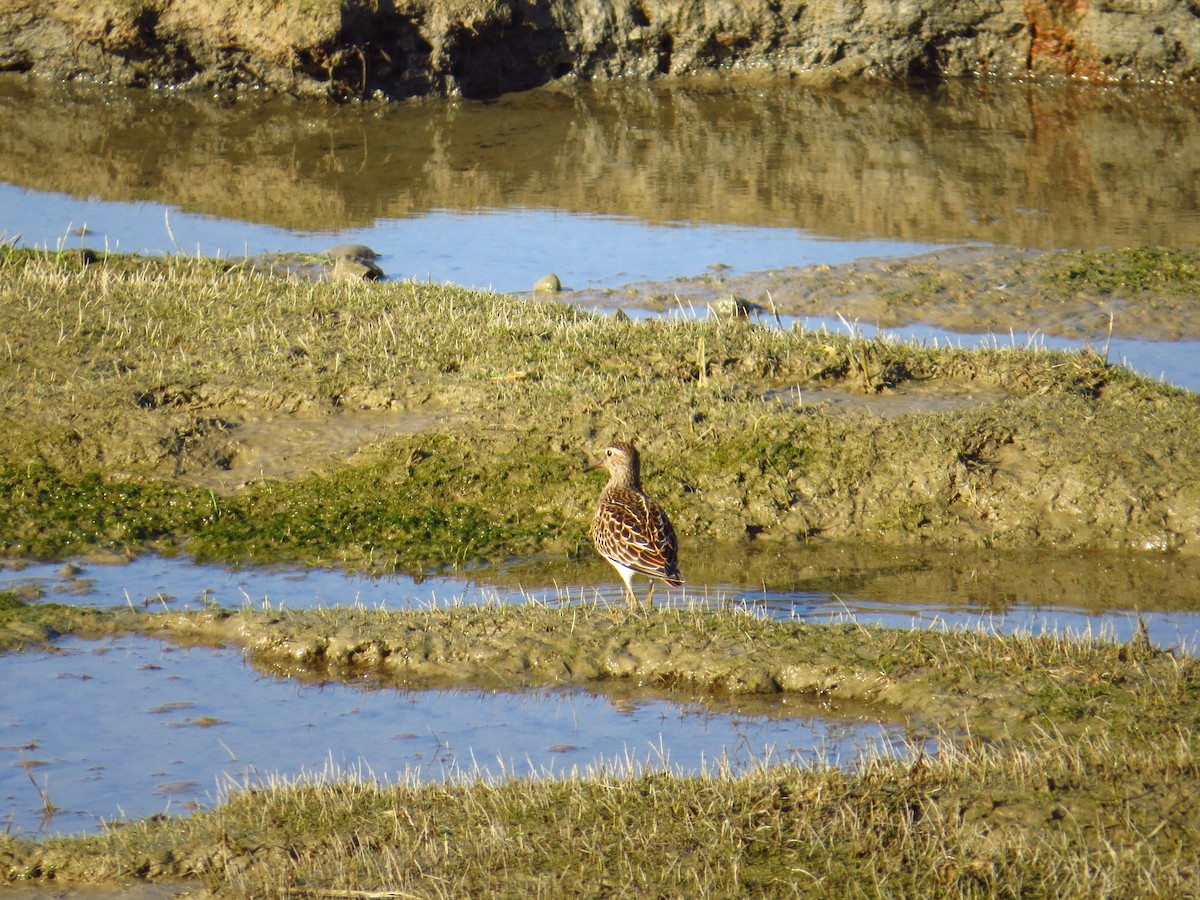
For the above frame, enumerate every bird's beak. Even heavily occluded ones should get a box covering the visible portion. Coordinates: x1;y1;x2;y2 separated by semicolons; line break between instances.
585;456;604;472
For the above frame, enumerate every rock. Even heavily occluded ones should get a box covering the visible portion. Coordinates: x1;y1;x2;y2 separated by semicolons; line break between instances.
331;255;384;281
323;243;380;261
713;295;760;317
533;273;562;293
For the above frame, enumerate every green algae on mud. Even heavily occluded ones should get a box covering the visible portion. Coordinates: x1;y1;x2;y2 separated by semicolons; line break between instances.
1;602;1197;897
2;249;1200;572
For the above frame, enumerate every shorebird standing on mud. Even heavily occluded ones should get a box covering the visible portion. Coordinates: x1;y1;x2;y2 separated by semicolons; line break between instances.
589;441;683;608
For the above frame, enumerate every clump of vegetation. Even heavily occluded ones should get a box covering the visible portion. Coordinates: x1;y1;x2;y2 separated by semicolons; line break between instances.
5;733;1194;897
0;588;139;651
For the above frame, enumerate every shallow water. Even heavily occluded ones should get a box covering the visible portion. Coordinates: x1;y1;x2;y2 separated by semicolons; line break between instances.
0;187;933;296
4;552;1198;650
4;549;1195;840
0;633;908;836
7;546;1195;837
3;550;1195;835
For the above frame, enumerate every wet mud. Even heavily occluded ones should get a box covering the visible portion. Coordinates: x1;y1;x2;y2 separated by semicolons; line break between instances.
575;246;1200;343
175;405;454;493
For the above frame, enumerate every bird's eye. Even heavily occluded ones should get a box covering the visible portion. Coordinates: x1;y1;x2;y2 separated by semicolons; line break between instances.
606;449;613;456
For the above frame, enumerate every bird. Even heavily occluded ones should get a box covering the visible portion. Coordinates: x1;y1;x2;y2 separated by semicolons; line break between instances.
588;441;683;607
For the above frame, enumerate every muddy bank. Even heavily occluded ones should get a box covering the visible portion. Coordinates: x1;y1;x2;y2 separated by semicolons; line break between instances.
2;0;1199;99
2;250;1200;570
577;246;1200;342
0;599;1180;742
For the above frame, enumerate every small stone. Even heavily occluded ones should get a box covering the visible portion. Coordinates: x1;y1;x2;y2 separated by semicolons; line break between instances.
323;243;380;261
533;273;562;293
713;295;759;317
331;255;384;281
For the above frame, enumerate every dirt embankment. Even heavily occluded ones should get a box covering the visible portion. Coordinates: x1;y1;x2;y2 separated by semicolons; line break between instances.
1;0;1198;99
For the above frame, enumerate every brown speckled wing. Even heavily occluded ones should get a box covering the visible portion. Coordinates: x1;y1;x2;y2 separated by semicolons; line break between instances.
592;488;683;585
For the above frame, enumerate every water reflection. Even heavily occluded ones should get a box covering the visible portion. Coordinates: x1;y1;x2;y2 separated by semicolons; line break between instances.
0;635;908;836
3;76;1200;266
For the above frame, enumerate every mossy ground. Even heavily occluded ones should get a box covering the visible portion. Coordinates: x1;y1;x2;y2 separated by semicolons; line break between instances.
2;248;1198;574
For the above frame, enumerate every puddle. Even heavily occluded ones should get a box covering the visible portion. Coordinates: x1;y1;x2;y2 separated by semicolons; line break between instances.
749;593;1198;652
4;551;1198;651
0;635;909;836
0;555;466;612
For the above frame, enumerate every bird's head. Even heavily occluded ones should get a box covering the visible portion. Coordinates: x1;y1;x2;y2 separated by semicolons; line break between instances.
587;441;641;485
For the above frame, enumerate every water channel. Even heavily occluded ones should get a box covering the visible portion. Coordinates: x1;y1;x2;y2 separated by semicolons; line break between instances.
2;73;1200;836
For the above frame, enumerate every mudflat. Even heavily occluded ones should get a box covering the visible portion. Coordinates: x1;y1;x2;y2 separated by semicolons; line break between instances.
2;247;1199;570
2;243;1199;896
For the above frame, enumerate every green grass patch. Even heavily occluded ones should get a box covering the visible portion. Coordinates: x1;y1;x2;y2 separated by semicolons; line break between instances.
1041;247;1200;294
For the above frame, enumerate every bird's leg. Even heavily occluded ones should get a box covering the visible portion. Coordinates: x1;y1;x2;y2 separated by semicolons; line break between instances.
643;583;656;609
621;572;639;609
